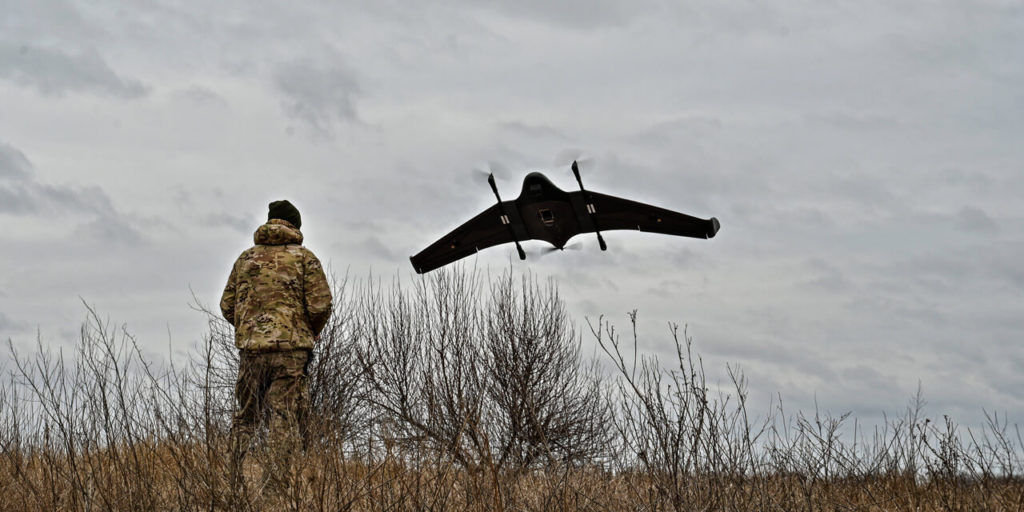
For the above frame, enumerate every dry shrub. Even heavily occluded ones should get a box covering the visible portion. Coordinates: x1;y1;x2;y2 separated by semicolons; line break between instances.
358;268;608;471
0;267;1020;511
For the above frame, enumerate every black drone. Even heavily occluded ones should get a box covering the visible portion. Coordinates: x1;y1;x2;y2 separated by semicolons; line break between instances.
410;161;720;273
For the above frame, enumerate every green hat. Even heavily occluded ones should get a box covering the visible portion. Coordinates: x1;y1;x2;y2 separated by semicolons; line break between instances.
268;200;301;229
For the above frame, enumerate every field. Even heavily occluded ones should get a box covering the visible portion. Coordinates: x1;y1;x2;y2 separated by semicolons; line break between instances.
1;270;1021;511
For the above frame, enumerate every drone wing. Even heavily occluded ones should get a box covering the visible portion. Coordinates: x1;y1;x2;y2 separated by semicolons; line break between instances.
582;191;720;239
410;203;520;274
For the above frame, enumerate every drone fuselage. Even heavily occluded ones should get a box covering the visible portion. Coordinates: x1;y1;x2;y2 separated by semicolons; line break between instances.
511;172;594;249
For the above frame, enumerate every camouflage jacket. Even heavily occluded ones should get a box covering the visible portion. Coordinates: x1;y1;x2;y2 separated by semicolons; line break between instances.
220;219;332;352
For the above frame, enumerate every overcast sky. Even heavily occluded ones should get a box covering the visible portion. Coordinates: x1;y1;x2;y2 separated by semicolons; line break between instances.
1;0;1022;429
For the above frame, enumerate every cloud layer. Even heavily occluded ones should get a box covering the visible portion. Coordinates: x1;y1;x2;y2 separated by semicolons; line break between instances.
0;0;1021;429
0;45;148;98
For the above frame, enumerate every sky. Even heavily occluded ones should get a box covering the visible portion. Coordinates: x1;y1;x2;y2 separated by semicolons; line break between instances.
1;0;1022;430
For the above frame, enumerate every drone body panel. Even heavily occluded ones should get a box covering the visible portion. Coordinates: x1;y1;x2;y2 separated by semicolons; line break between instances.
512;172;583;249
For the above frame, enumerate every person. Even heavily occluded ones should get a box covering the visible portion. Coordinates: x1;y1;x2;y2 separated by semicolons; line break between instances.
220;200;332;488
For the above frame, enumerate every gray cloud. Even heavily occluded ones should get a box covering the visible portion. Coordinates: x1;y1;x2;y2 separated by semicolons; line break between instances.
0;140;122;218
938;168;995;193
984;248;1024;290
955;206;998;234
709;332;837;383
201;213;252;234
273;57;361;137
0;310;23;333
0;0;98;42
499;121;572;142
463;0;655;29
646;278;686;299
169;187;262;236
883;240;1024;294
0;140;145;249
0;44;148;98
823;174;900;213
172;85;228;107
72;215;146;246
801;258;854;293
804;112;903;133
0;181;116;216
0;141;32;180
359;236;398;261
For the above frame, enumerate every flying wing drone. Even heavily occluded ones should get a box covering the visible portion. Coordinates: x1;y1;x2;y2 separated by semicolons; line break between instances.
409;162;720;274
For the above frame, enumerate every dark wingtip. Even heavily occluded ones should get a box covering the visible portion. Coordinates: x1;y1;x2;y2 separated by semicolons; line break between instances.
410;256;425;274
707;217;720;238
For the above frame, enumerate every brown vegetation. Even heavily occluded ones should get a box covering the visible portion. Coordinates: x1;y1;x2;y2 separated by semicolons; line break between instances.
0;268;1021;511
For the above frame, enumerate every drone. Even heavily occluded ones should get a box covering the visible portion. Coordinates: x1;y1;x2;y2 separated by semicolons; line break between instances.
409;161;720;274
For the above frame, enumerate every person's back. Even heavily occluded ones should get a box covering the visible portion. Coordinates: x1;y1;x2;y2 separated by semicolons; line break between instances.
220;200;332;491
222;218;332;350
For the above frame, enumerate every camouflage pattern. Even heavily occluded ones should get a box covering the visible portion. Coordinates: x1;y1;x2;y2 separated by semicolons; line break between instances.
230;349;310;457
220;219;332;352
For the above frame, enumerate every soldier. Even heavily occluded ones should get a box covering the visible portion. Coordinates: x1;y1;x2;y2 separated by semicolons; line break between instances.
220;200;332;488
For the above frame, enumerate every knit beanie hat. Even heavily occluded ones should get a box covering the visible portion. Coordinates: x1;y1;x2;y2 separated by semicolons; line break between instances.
268;200;301;229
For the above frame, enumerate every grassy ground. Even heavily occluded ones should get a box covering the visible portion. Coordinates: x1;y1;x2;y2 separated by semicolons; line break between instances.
2;271;1020;510
2;445;1022;511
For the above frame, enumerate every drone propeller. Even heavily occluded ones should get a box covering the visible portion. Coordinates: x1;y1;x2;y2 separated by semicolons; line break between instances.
471;160;511;182
529;241;584;259
553;149;596;173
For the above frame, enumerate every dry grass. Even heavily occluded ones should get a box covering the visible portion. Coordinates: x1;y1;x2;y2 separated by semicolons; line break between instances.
2;448;1021;511
1;268;1021;511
